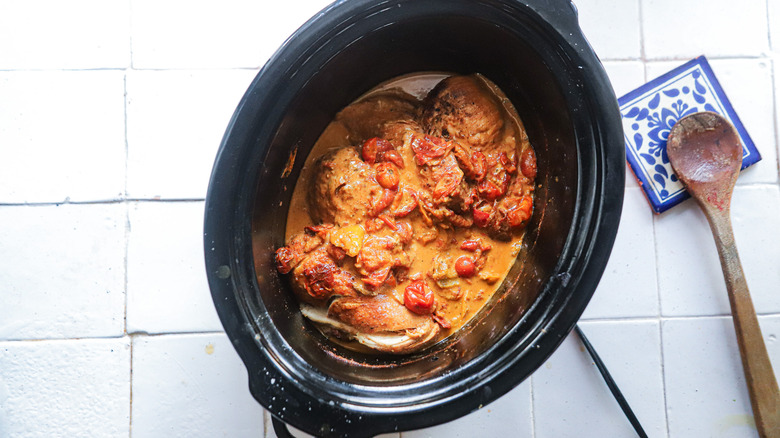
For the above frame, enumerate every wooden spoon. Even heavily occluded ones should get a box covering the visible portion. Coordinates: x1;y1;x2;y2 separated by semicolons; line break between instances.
667;111;780;436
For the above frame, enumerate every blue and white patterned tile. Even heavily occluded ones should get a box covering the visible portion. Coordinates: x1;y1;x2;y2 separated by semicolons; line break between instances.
619;56;761;214
649;58;778;185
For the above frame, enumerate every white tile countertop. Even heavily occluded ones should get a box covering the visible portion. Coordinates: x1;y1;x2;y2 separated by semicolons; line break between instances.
1;0;779;437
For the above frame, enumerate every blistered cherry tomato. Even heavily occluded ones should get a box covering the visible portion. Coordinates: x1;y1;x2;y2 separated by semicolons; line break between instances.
500;151;517;174
379;149;405;168
370;189;396;216
507;195;533;227
404;279;434;314
455;256;476;277
520;147;537;179
411;134;452;165
362;137;393;164
460;239;481;252
470;151;487;181
375;163;400;190
472;203;492;228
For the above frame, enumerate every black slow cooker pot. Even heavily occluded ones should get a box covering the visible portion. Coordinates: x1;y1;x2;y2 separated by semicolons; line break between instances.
204;0;625;436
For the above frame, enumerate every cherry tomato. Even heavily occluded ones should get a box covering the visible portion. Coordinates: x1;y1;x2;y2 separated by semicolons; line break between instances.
274;247;297;274
395;221;413;244
460;239;481;252
520;147;537;179
455;256;476;277
478;166;510;200
404;279;434;314
362;137;393;164
507;195;533;227
379;149;405;168
375;162;400;190
500;151;517;174
432;168;462;200
411;134;452;165
470;151;487;181
391;187;418;218
370;189;396;216
472;203;492;228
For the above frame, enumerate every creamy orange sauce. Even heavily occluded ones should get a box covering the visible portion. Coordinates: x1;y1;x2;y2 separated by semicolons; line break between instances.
285;72;533;347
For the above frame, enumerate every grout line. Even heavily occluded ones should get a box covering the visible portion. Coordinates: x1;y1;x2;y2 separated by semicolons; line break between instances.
0;331;227;343
658;318;671;438
649;167;671;438
0;198;207;207
127;330;226;337
637;0;646;66
767;0;774;53
770;56;780;180
128;0;134;70
529;374;537;438
0;67;128;72
581;312;780;324
128;334;134;438
123;71;130;336
0;66;262;73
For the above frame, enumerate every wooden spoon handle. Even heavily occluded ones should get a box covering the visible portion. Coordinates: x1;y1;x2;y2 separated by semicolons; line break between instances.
704;205;780;437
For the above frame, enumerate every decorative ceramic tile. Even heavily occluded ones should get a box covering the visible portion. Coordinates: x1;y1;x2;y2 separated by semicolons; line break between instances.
619;56;761;213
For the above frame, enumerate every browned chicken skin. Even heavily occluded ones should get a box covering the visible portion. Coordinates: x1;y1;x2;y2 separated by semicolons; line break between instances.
421;75;504;149
276;74;536;354
336;89;420;144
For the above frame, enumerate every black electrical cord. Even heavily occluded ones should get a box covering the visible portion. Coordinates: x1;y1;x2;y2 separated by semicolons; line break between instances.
575;324;649;438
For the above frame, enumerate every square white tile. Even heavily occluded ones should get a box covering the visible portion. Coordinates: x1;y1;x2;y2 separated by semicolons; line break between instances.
131;333;264;437
771;0;780;53
573;0;641;60
401;380;532;438
0;0;130;69
647;58;778;185
125;69;257;199
603;60;645;100
0;204;126;340
0;337;130;437
583;187;658;319
130;0;331;69
0;71;126;203
592;61;645;191
126;201;222;334
641;0;769;59
662;316;780;437
655;185;780;317
533;320;666;437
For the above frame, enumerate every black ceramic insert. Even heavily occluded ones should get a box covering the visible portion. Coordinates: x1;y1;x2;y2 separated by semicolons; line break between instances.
204;0;625;436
